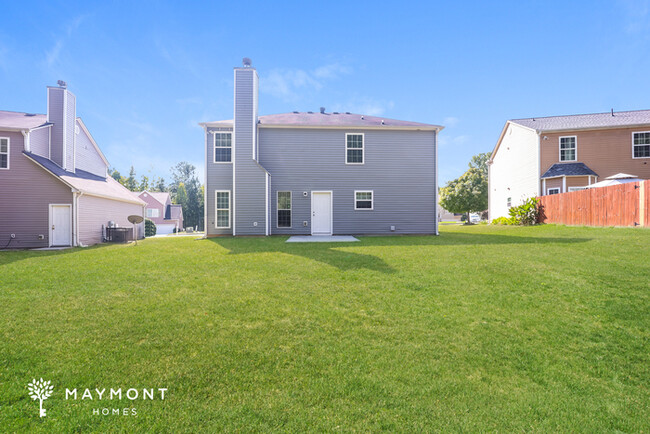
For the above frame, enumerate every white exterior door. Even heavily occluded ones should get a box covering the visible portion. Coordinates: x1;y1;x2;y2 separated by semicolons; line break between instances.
50;204;72;246
311;192;332;235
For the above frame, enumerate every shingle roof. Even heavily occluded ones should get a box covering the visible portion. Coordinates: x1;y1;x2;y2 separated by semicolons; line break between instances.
510;109;650;132
541;162;598;179
202;112;442;130
25;152;146;205
0;110;48;130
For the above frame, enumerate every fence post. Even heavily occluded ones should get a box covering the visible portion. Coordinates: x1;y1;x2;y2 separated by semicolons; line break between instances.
641;180;646;227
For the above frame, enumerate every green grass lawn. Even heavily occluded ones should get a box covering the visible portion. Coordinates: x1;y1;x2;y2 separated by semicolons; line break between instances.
1;225;648;432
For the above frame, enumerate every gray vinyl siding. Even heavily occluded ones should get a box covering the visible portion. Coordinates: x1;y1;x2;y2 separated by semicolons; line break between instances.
260;128;437;235
0;131;73;248
233;68;267;235
30;127;50;158
75;120;107;177
205;127;233;235
48;87;65;167
65;92;76;171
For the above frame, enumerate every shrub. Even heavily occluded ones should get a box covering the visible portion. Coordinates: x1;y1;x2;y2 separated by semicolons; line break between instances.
145;218;157;237
491;216;516;225
508;197;540;226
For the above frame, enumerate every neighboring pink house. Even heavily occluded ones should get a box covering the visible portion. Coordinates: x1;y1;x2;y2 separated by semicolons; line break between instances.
0;82;146;248
133;191;184;234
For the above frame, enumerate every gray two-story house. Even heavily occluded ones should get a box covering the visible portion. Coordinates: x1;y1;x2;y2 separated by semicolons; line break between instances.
200;60;443;237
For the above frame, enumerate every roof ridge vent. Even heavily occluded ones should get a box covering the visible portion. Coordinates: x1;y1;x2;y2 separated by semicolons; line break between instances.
292;111;299;114
320;107;326;114
333;111;339;114
345;112;350;114
381;120;385;125
361;116;364;120
307;111;313;114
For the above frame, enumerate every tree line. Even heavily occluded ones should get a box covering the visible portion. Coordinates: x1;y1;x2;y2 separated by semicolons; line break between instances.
111;162;204;230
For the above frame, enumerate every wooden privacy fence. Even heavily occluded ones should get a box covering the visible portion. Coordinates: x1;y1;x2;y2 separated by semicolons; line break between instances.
537;180;649;227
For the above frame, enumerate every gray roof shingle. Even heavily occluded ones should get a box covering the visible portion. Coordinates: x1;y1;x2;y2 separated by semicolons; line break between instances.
202;112;442;129
541;162;598;179
0;110;48;130
511;109;650;132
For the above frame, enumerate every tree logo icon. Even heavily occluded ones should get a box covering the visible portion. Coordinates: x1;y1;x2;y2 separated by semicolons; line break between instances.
27;378;53;417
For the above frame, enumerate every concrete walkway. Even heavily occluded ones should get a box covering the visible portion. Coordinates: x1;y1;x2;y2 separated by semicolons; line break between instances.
286;235;359;243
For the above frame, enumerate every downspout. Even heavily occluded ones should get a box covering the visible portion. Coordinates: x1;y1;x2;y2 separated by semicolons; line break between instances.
74;191;87;247
21;130;30;152
434;128;439;235
536;131;542;196
203;126;208;237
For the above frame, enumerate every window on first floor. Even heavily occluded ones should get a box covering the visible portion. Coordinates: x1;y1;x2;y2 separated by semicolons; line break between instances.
547;188;560;195
0;137;8;169
346;133;364;164
559;136;576;161
215;190;231;228
507;197;512;208
355;190;373;210
146;208;160;218
277;191;291;228
214;132;232;162
633;131;650;158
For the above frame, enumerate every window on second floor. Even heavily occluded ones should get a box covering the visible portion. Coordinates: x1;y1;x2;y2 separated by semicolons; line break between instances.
633;132;650;158
214;132;232;163
559;136;576;161
346;133;364;164
0;137;8;169
146;208;160;218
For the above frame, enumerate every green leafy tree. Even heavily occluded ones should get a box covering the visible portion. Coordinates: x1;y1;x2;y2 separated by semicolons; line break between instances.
468;152;491;177
110;168;126;186
124;166;138;192
170;162;204;230
439;168;488;223
139;175;150;192
151;176;166;192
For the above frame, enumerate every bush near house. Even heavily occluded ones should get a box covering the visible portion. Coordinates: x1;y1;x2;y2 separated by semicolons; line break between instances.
492;198;540;226
145;218;156;237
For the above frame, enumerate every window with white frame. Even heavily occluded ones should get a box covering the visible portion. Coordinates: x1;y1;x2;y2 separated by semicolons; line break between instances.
346;133;364;164
215;191;231;228
568;186;587;192
0;137;8;169
355;191;373;210
547;188;560;195
507;197;512;208
633;132;650;158
559;136;576;161
146;208;160;218
214;132;232;163
277;191;291;228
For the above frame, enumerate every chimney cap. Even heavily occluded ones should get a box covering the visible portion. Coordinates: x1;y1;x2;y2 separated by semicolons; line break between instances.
242;57;252;67
320;107;326;114
57;80;67;88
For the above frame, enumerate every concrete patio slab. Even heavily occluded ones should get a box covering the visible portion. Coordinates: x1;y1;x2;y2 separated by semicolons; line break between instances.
286;235;359;243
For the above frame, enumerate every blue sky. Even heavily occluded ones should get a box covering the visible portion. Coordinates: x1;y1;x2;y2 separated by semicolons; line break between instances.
1;1;649;185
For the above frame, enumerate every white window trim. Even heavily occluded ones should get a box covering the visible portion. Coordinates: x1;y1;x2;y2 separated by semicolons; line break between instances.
213;132;233;164
559;136;577;162
354;190;374;210
146;208;160;218
632;131;650;159
276;191;292;228
215;190;231;229
547;187;560;195
345;133;364;165
0;137;9;170
568;186;587;192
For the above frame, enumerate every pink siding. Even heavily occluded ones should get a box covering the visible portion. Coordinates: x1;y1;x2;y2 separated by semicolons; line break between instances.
30;127;50;158
138;192;167;224
78;195;144;245
0;131;73;248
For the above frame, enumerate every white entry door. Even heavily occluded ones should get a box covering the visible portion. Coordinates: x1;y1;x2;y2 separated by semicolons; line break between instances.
50;204;72;246
311;191;332;235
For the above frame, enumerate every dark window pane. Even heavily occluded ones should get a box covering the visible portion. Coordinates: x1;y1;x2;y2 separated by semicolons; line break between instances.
0;154;6;168
634;145;650;158
278;192;291;210
215;148;231;162
278;210;291;227
347;149;363;163
356;200;372;209
217;210;229;227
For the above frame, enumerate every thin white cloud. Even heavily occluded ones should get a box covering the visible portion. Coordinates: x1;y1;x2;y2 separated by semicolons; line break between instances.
154;39;200;77
331;97;394;116
261;63;352;102
443;116;460;128
44;15;87;67
619;0;650;34
438;134;470;147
